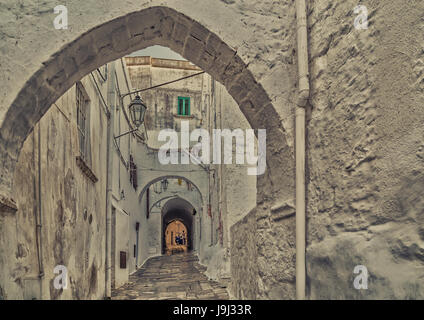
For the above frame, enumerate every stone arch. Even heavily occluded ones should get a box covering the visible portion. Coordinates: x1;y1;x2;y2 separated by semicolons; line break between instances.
0;5;293;209
164;219;188;254
139;175;204;206
161;197;196;254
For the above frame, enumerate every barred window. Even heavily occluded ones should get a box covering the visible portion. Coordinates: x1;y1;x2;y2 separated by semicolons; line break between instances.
76;82;91;162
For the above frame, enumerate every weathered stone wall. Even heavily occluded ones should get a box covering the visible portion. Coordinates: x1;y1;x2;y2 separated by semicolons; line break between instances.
229;0;298;300
231;0;424;300
306;0;424;299
230;207;258;299
125;56;207;145
2;74;109;299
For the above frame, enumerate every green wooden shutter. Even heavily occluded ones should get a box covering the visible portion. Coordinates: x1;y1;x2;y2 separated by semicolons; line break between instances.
178;97;183;115
178;97;190;115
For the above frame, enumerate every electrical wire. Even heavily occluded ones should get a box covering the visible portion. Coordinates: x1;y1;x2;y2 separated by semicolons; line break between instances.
121;71;206;98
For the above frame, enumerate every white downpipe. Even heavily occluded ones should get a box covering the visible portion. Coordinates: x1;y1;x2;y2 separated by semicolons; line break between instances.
295;0;310;300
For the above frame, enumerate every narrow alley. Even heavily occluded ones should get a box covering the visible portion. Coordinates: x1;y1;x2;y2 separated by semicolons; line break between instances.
111;253;229;300
1;1;423;302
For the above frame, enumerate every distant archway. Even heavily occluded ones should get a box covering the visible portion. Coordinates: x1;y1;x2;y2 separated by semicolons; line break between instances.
139;175;204;206
161;197;195;254
164;219;188;254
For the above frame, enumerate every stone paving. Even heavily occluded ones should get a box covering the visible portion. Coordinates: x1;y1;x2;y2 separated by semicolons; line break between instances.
111;253;229;300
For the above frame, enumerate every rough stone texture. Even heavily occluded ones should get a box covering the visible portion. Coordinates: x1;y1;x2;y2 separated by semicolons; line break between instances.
230;207;258;299
306;0;424;298
231;200;296;299
2;74;109;299
307;222;424;299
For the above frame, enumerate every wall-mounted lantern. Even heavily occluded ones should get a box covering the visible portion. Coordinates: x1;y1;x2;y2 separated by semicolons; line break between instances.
114;95;147;143
128;96;147;128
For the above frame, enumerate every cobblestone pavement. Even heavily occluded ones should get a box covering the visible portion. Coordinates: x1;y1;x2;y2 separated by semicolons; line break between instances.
111;253;230;300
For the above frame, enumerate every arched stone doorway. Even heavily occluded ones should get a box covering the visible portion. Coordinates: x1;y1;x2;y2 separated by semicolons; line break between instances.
0;3;296;300
161;197;195;255
0;5;293;208
164;220;188;254
138;175;204;207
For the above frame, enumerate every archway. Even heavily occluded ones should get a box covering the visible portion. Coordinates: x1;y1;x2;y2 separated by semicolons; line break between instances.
164;220;188;254
161;197;195;255
0;3;297;301
139;175;204;207
0;5;293;210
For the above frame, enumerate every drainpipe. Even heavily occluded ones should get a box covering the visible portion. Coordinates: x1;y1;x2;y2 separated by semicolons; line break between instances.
295;0;310;300
36;123;44;299
105;62;116;298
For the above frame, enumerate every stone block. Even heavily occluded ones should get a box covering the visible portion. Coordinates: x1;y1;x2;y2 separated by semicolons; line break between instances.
72;35;97;72
41;55;70;93
172;21;190;50
198;50;215;70
189;21;210;43
127;9;164;38
183;35;205;66
205;33;222;58
160;16;175;40
222;55;246;86
249;85;272;112
227;68;256;104
111;26;130;53
24;69;47;96
91;16;125;49
211;43;236;79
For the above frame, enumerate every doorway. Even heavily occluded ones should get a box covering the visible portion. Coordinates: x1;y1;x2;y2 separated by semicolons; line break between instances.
165;219;188;255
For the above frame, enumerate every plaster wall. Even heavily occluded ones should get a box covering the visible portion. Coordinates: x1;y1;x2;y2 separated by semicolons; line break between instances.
1;68;111;299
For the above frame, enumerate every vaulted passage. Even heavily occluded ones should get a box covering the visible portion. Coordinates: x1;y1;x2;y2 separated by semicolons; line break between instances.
165;220;188;254
162;198;195;255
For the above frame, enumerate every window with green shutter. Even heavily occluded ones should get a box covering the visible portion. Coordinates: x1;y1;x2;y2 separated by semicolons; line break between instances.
177;97;190;116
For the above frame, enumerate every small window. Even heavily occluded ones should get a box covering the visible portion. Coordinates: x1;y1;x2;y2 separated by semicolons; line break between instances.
177;97;190;116
76;82;91;163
